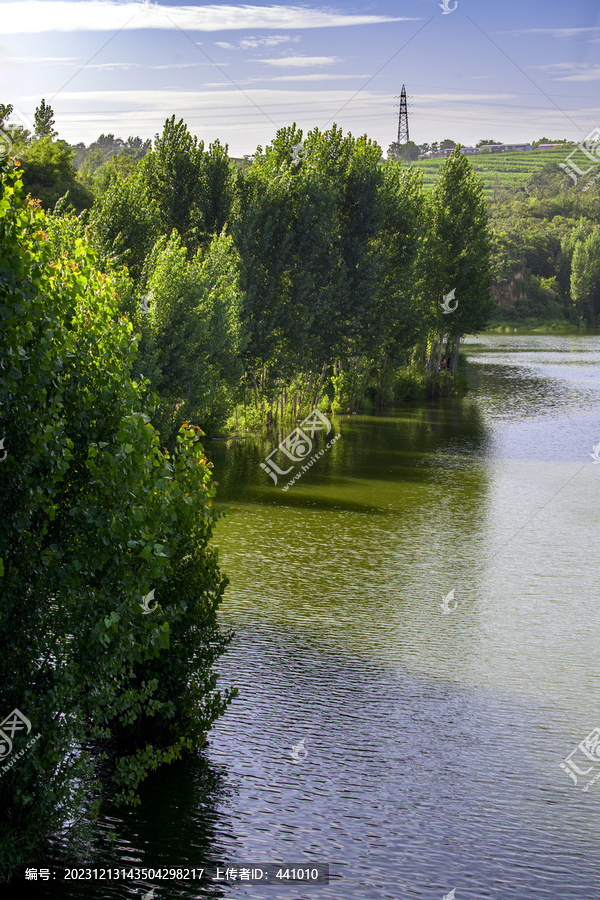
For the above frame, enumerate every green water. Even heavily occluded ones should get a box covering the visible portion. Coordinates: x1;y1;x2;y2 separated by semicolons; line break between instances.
41;333;600;900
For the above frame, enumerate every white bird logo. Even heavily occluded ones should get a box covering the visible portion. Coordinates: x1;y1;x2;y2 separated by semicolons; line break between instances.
143;890;156;900
0;130;12;159
439;0;458;13
590;442;600;463
0;438;6;462
292;738;307;762
291;141;304;166
443;890;456;900
140;589;157;614
440;288;458;313
140;290;153;313
141;0;158;11
440;590;458;614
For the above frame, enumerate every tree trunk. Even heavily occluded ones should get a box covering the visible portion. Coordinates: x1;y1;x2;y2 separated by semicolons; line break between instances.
379;348;389;407
435;332;445;376
451;335;461;377
313;362;327;409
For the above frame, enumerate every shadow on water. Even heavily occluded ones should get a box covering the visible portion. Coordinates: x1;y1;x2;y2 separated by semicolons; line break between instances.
208;400;491;514
27;757;232;899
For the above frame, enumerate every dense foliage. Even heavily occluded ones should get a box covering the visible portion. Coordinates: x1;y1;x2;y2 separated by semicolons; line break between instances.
83;119;492;428
0;161;234;878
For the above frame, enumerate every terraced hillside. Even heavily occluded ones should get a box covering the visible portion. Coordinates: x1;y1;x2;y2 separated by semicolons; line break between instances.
402;145;575;195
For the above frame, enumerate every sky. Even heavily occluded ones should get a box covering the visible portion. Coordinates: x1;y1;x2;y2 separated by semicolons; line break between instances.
1;0;600;155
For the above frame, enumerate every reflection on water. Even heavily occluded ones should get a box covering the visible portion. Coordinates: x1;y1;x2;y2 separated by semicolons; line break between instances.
36;334;600;899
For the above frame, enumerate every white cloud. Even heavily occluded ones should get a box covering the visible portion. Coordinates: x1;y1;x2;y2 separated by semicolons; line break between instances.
215;42;235;49
258;56;338;67
2;2;417;34
5;56;80;63
239;35;299;49
270;73;368;82
530;62;600;82
502;27;600;38
85;61;206;70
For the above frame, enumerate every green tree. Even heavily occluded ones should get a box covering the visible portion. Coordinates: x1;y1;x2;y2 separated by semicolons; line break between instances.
422;147;493;378
139;229;246;441
33;98;57;139
370;161;426;404
0;104;13;127
18;136;92;212
89;165;161;281
0;161;234;878
388;140;420;162
571;228;600;324
140;116;206;249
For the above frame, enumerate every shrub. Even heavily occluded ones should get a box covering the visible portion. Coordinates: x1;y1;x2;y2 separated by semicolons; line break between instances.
0;162;235;879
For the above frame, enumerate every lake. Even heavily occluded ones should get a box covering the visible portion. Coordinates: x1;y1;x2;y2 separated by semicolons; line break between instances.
40;333;600;899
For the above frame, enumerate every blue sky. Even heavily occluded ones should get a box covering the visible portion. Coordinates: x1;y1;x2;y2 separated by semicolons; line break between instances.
1;0;599;154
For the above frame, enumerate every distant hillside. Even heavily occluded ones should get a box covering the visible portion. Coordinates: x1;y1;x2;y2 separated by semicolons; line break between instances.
400;145;575;195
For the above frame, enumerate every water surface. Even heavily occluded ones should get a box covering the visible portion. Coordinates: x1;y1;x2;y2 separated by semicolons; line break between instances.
39;333;600;900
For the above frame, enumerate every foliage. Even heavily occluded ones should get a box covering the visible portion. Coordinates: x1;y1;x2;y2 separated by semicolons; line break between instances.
33;99;57;140
388;140;419;162
17;137;93;213
571;228;600;324
137;229;246;442
0;162;234;878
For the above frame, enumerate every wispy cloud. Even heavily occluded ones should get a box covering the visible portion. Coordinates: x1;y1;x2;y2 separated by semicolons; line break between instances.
4;55;80;63
2;2;416;34
269;73;368;82
530;62;600;82
502;26;600;38
258;56;338;68
85;61;207;70
216;35;300;50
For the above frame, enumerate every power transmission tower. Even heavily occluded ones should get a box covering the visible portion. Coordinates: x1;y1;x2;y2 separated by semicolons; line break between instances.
396;85;409;144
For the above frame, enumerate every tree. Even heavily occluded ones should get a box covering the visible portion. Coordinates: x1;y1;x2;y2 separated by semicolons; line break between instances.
571;228;600;324
18;136;92;212
370;161;426;404
140;116;206;249
422;148;493;378
388;140;420;162
0;161;235;878
139;229;246;441
33;98;57;139
89;165;161;280
0;103;13;127
440;139;456;151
